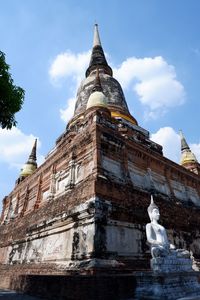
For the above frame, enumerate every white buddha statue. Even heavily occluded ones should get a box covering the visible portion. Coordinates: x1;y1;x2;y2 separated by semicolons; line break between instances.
146;195;190;259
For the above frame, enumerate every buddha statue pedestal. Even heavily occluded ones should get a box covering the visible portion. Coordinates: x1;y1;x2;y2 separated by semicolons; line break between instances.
151;256;193;273
135;195;200;300
135;271;200;300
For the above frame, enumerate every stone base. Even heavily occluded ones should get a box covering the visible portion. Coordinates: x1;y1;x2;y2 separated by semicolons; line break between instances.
151;256;193;273
67;258;125;271
135;271;200;300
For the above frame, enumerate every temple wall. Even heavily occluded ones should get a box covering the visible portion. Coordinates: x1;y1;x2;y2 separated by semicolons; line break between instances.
1;124;96;224
100;139;200;207
104;213;200;267
105;220;200;260
5;222;94;265
1;110;200;277
0;199;95;266
106;221;143;256
102;155;123;182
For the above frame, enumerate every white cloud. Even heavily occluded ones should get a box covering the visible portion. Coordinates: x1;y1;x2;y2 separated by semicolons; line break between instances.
190;143;200;162
60;97;76;123
0;127;44;169
49;50;91;121
49;50;185;122
151;126;200;163
49;50;91;85
113;56;185;119
151;127;180;162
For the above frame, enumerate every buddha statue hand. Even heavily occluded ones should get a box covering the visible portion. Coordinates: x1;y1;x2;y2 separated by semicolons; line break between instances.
169;243;176;250
151;243;170;258
175;249;190;258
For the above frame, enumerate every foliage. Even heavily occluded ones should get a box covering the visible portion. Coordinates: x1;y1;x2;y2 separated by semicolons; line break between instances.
0;51;25;129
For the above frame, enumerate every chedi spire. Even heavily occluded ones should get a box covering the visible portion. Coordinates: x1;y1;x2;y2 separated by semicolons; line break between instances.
72;24;138;126
180;130;190;151
19;139;38;180
28;139;37;165
179;130;200;175
93;23;101;47
86;24;112;77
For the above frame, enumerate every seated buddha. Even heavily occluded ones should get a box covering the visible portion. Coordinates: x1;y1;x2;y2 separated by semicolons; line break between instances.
146;195;190;259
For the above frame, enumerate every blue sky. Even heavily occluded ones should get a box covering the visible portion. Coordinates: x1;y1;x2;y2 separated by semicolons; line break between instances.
1;0;200;211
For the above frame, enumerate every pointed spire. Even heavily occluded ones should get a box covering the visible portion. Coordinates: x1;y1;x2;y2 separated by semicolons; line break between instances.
179;130;190;151
93;24;101;47
19;139;38;180
86;24;112;77
180;130;199;174
27;139;37;166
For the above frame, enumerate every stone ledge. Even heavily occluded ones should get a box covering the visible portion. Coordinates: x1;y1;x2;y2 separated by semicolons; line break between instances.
151;257;193;273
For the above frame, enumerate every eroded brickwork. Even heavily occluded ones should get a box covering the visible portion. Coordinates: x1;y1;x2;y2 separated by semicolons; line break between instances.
0;108;200;282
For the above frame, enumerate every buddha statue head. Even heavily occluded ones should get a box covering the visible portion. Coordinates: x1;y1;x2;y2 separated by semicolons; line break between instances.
147;195;160;222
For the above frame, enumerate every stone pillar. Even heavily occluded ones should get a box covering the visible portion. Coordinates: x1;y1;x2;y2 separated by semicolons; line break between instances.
91;121;100;175
0;196;7;224
14;192;20;217
145;168;156;193
47;165;56;201
34;175;42;209
4;197;14;224
121;143;132;184
20;186;29;217
164;166;175;200
65;153;76;190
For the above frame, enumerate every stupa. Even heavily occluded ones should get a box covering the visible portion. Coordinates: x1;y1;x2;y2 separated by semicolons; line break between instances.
1;25;200;300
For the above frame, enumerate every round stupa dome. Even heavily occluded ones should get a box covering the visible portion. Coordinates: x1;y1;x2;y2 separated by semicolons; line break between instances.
20;163;37;177
70;24;138;126
86;90;108;109
74;70;129;116
180;151;197;165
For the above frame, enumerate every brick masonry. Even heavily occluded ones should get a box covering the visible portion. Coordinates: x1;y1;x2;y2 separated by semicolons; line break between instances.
0;108;200;295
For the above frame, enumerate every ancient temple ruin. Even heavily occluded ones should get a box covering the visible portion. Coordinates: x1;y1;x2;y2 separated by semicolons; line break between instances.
1;25;200;299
